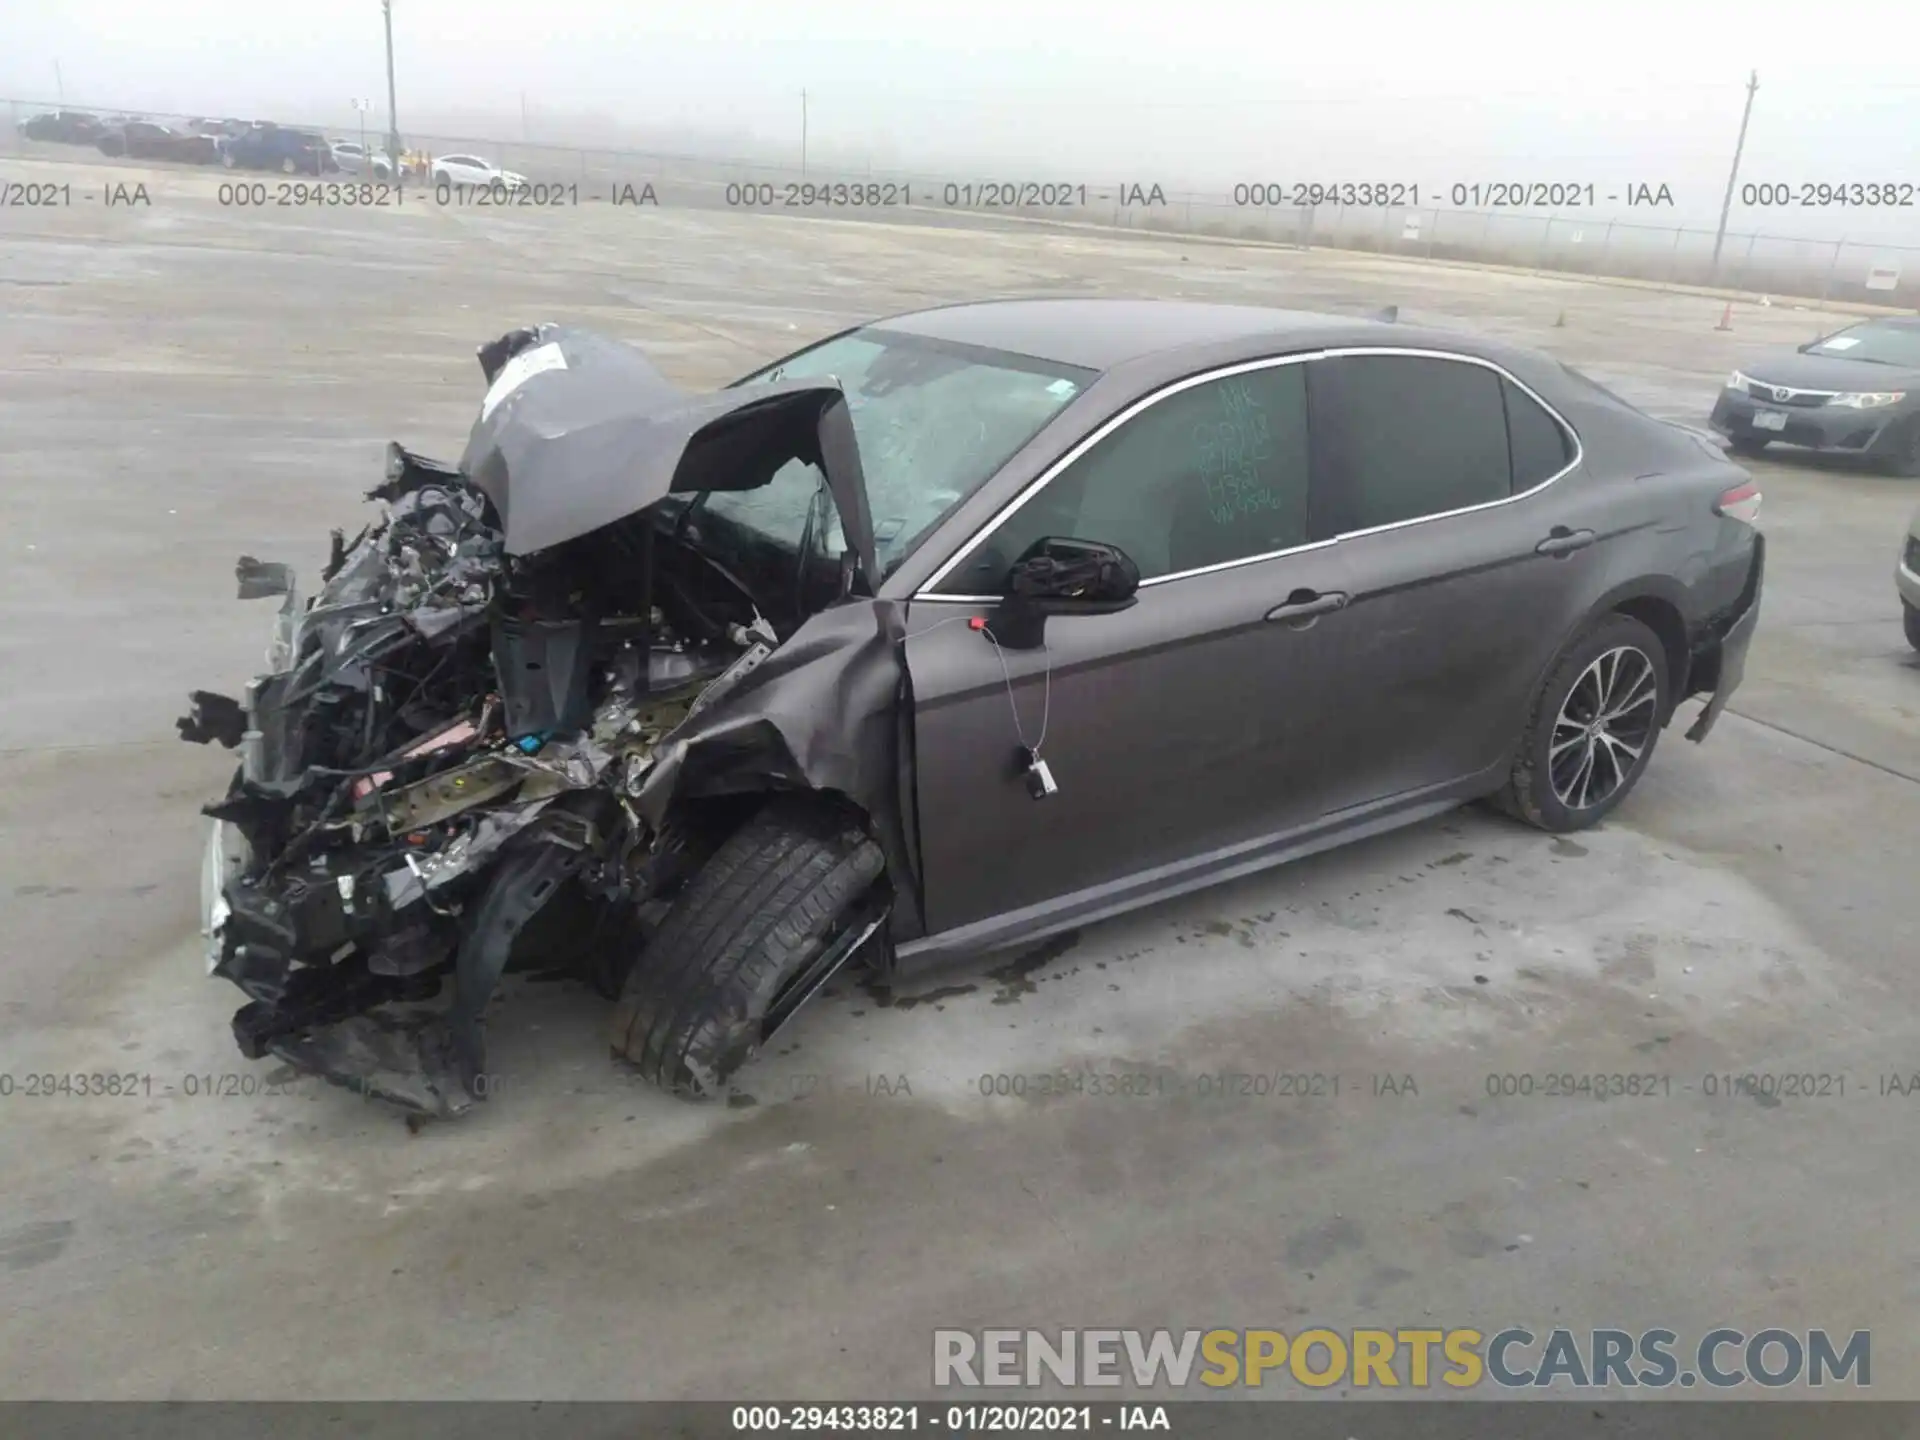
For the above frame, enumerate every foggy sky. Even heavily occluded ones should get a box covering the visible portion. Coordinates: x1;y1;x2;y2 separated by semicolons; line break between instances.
5;0;1920;244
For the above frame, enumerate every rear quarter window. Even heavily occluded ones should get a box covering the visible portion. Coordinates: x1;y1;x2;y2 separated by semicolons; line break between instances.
1503;377;1576;489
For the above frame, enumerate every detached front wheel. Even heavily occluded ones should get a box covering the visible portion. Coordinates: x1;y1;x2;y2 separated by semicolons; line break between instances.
611;798;887;1098
1493;614;1670;833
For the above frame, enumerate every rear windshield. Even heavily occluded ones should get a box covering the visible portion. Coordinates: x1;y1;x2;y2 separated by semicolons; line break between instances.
1558;363;1646;413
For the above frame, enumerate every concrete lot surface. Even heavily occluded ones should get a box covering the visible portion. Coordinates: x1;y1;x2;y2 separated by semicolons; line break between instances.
2;156;1918;1400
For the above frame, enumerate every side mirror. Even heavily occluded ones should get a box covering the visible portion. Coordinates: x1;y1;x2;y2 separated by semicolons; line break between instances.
1005;537;1140;609
991;538;1139;649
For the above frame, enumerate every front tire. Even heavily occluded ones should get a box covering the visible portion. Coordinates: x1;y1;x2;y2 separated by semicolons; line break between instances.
1904;601;1920;653
1493;614;1670;833
1882;416;1920;478
610;798;886;1097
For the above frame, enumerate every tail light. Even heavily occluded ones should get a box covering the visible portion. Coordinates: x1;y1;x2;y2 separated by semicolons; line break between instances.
1714;481;1762;525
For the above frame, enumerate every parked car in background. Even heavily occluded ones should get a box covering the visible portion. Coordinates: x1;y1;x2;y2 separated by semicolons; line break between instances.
189;117;251;139
1710;317;1920;476
18;110;106;145
1898;505;1920;651
220;124;338;175
329;140;394;177
96;120;221;164
428;153;528;189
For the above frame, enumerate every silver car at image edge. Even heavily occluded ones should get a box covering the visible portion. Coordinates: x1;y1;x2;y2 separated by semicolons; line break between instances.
1899;504;1920;650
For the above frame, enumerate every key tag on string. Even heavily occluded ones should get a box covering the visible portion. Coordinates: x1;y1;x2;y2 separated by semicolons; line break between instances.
971;616;1057;800
1021;745;1058;799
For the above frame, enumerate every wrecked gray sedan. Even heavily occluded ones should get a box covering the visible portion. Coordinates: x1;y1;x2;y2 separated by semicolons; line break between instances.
183;301;1765;1118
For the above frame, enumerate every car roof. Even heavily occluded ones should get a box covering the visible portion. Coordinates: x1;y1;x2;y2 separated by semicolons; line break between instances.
873;297;1407;371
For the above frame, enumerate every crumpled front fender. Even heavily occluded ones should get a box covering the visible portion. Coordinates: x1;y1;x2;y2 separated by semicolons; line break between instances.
634;596;920;932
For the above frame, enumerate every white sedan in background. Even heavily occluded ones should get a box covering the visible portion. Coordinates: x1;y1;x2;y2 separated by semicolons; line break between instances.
329;140;394;177
429;153;528;189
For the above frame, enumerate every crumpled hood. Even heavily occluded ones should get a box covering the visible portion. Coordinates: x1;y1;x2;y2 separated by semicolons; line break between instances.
458;324;878;585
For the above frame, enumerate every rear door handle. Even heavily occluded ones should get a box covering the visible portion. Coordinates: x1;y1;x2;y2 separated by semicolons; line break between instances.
1265;589;1350;624
1536;527;1596;557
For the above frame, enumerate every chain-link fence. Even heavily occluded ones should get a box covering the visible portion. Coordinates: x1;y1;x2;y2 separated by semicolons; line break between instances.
7;96;1917;311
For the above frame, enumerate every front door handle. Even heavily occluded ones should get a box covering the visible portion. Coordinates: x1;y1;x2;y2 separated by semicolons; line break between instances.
1536;527;1597;557
1265;589;1350;624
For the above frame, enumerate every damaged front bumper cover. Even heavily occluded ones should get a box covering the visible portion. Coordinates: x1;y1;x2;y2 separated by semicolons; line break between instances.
207;795;608;1117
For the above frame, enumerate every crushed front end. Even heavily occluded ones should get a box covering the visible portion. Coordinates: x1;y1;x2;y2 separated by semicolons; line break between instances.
181;324;907;1120
183;444;772;1116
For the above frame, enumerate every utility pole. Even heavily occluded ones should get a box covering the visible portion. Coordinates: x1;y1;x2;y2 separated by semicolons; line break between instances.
1711;70;1759;274
382;0;403;186
520;91;528;141
800;88;808;176
54;60;64;106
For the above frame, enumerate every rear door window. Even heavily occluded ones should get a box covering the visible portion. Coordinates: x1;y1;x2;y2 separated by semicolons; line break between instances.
1310;354;1514;537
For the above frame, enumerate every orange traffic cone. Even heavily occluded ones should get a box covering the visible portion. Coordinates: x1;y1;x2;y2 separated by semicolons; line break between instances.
1714;302;1733;332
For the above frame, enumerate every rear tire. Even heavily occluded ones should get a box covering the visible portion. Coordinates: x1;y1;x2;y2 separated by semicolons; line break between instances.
1492;614;1670;833
1726;437;1770;458
610;798;885;1098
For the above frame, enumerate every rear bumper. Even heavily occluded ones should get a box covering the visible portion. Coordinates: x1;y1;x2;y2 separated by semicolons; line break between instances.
1685;534;1764;744
1709;390;1907;455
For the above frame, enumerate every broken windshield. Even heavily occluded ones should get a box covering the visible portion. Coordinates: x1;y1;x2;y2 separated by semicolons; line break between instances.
699;328;1093;579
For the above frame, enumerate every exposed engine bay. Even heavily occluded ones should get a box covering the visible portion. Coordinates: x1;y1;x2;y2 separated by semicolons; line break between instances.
179;325;912;1118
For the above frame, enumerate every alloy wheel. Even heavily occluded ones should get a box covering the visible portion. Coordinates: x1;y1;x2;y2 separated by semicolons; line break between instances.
1549;645;1658;810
